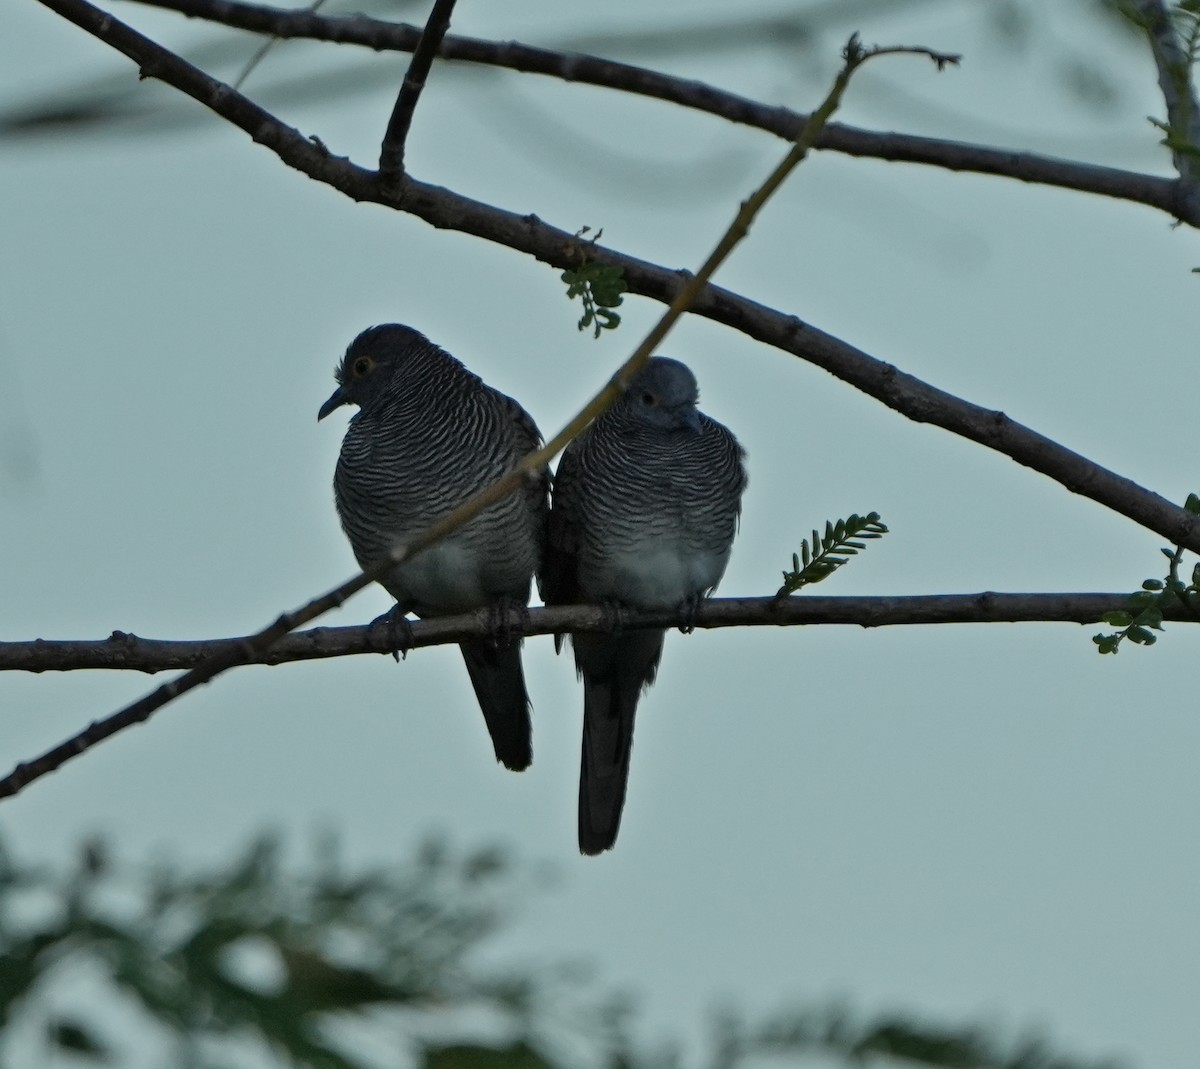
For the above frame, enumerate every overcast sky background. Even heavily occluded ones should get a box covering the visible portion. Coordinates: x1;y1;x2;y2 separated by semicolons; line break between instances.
2;1;1198;1065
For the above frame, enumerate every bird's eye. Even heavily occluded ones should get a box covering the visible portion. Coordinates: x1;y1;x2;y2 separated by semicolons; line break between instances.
352;356;373;377
641;392;657;406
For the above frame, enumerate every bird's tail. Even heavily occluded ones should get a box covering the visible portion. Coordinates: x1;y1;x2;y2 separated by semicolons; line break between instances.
459;638;533;771
575;629;665;855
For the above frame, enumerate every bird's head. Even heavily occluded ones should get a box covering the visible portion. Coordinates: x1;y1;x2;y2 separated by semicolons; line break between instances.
622;357;702;433
318;324;439;421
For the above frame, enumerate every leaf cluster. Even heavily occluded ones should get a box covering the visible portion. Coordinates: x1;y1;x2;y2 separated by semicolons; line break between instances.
776;512;888;598
0;833;1125;1069
0;832;598;1069
560;227;625;338
1093;492;1200;653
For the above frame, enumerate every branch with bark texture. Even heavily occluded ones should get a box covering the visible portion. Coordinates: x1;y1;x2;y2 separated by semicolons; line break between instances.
3;594;1196;674
28;0;1200;555
18;1;1200;812
5;10;915;804
125;0;1199;226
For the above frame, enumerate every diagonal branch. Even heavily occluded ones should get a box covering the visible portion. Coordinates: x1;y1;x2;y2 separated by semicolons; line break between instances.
123;0;1199;225
6;6;899;802
29;0;1200;557
378;0;457;188
2;594;1196;674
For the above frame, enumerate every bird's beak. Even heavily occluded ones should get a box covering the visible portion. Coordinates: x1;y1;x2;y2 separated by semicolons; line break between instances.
317;385;349;422
681;407;702;434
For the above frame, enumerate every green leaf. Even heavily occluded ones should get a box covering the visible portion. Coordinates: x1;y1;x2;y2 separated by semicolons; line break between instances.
1100;611;1133;626
1139;608;1166;630
1141;579;1164;591
1184;491;1200;514
560;236;627;339
776;510;889;597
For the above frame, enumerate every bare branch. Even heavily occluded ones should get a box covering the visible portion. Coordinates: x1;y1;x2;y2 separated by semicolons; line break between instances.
378;0;457;188
853;40;961;69
6;4;889;802
30;0;1200;559
122;0;1198;225
1126;0;1200;201
1;594;1195;674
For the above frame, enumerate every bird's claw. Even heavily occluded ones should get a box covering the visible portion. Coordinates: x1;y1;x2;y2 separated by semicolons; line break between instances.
370;605;414;662
486;598;528;650
677;594;702;635
600;599;627;636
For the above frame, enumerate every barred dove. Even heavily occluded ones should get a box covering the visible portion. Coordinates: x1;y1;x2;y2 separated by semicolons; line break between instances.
542;357;747;853
319;324;547;771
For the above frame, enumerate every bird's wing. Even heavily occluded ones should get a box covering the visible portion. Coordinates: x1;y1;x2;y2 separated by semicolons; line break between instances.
498;390;550;545
540;440;583;609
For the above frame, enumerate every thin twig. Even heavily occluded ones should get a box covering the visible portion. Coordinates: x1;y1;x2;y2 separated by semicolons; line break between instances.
378;0;457;189
231;0;329;91
2;593;1196;674
0;15;911;802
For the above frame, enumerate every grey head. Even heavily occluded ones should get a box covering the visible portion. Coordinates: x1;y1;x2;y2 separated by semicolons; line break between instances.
616;356;702;433
317;324;464;421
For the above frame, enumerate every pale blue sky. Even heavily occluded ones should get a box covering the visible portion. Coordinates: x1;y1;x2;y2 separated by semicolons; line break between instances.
2;2;1198;1065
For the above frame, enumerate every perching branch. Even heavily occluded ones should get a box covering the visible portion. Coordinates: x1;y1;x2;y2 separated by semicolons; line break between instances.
120;0;1200;226
29;0;1200;558
1;13;903;802
3;594;1198;675
377;0;457;188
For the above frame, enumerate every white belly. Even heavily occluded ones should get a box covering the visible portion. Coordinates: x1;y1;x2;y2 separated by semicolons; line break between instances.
588;546;730;609
387;540;490;614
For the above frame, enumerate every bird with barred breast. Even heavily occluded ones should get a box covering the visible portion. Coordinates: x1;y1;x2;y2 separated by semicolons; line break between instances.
542;357;747;854
319;324;547;772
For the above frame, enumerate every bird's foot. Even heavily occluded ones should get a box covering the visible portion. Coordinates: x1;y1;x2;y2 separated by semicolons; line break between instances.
369;605;414;662
486;597;528;650
599;598;627;636
677;593;703;635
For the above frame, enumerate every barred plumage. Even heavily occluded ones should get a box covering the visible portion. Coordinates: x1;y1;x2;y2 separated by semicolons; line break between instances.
542;357;747;854
319;324;547;771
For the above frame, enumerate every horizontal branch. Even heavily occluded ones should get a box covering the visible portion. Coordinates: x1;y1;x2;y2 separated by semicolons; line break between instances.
8;31;914;814
128;0;1198;225
2;594;1194;673
7;4;887;807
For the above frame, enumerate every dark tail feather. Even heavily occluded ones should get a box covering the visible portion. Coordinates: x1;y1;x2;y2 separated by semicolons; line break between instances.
575;629;665;855
459;638;533;771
